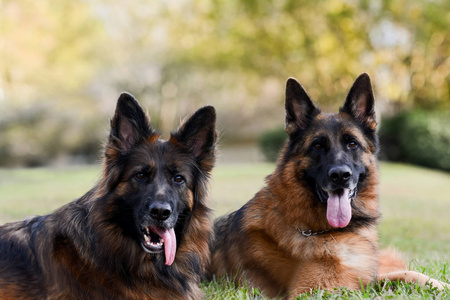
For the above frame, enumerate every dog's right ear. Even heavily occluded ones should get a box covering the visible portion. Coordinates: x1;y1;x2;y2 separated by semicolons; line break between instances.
285;78;320;136
108;92;154;153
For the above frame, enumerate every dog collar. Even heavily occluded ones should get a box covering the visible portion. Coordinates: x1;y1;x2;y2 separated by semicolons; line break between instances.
268;188;334;237
294;227;330;237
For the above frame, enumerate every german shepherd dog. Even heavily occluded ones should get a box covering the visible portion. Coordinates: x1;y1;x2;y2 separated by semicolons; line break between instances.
208;73;449;298
0;94;216;299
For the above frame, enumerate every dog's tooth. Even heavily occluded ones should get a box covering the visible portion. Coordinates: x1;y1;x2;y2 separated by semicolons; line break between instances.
144;235;150;242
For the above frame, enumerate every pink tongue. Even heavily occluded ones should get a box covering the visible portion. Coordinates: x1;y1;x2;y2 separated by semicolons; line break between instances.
150;226;177;266
326;189;352;228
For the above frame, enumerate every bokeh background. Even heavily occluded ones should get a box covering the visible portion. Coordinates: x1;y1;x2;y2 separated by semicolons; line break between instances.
1;0;449;168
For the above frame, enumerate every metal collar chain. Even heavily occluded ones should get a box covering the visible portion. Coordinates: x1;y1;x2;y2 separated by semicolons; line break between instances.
294;227;330;237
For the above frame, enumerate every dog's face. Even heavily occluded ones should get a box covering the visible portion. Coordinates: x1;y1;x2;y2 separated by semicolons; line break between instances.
102;94;216;265
115;142;197;266
283;73;378;228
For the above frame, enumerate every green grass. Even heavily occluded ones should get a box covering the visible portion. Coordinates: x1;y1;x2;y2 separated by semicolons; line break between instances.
0;165;101;221
378;163;450;258
0;162;449;299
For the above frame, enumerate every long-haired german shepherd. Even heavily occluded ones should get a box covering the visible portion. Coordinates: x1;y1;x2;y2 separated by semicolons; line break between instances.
0;94;216;299
208;73;449;298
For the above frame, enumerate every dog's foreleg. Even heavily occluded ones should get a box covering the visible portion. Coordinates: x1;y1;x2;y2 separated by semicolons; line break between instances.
377;271;450;290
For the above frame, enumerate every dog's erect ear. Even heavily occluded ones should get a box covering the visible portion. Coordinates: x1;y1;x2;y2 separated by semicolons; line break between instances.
109;92;154;152
341;73;377;130
285;77;320;135
170;106;217;170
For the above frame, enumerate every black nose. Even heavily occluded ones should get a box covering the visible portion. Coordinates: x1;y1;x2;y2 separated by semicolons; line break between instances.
149;202;172;221
328;165;352;185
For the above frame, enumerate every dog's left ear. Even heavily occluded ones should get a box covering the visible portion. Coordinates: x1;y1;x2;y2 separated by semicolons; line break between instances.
170;106;217;171
341;73;377;130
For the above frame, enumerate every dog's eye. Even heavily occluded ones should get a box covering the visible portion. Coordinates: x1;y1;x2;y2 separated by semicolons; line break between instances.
135;172;146;180
313;143;322;150
348;141;358;149
173;175;185;184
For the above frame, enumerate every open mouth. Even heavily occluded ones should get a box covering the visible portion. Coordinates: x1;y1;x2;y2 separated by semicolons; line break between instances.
316;185;357;228
316;184;357;203
140;225;177;266
141;226;164;252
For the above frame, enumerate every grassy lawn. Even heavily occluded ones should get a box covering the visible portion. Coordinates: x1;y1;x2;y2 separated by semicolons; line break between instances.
0;162;449;298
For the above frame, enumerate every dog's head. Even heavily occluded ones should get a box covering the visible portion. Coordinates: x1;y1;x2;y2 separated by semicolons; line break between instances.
282;73;378;228
102;93;216;265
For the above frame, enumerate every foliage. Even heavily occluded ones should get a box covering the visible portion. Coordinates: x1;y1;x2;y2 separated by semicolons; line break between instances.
1;0;449;165
258;126;287;162
379;110;450;171
168;0;450;109
0;0;108;100
0;104;104;166
0;0;108;166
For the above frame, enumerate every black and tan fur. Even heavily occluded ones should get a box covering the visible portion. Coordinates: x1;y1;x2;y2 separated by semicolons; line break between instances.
208;73;449;298
0;93;216;299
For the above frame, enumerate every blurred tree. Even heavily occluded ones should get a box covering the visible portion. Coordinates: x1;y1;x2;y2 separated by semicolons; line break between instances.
162;0;449;110
0;0;109;166
0;0;108;105
382;0;450;110
0;0;448;166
